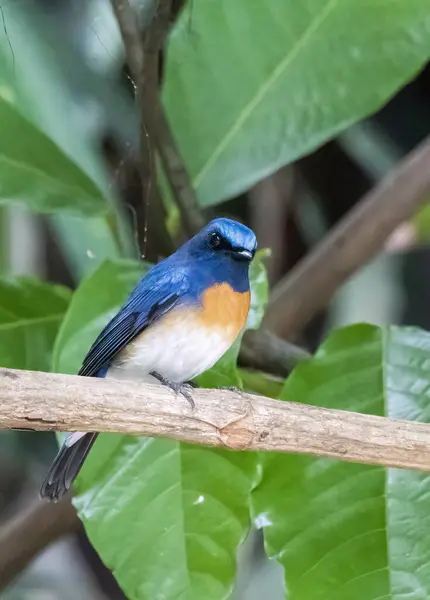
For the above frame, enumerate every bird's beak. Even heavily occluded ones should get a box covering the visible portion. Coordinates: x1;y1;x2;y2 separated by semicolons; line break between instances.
237;249;253;260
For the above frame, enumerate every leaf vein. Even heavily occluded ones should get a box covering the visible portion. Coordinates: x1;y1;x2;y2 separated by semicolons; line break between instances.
193;0;338;189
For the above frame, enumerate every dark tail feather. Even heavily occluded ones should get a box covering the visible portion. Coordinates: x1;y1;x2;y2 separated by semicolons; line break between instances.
40;432;98;502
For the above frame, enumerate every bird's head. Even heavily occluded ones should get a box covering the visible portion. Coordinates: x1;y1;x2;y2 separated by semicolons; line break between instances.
187;218;257;264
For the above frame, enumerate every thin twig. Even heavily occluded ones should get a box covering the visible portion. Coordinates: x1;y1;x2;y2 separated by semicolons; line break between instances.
110;0;173;259
263;135;430;337
2;367;430;471
144;0;206;237
110;0;154;200
142;0;205;237
156;107;206;236
240;329;311;376
132;0;206;238
111;0;201;254
110;0;144;77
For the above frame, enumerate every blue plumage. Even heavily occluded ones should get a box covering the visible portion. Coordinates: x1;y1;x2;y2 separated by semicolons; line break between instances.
81;218;256;378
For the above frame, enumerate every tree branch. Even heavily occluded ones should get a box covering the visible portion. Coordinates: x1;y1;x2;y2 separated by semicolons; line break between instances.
110;0;174;259
156;107;206;236
142;0;206;238
110;0;154;251
263;135;430;338
0;498;79;588
2;367;430;471
144;0;205;238
240;329;311;376
112;0;205;249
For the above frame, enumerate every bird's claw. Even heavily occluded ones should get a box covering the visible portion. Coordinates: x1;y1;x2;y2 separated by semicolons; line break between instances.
184;380;198;389
175;382;195;409
150;372;196;409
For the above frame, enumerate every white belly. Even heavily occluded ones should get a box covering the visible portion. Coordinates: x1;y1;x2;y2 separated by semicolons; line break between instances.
106;311;236;384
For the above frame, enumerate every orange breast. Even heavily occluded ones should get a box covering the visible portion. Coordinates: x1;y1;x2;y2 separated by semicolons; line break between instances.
198;283;250;340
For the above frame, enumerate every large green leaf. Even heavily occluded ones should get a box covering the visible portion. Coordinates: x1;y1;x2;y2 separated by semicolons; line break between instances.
0;3;111;199
251;324;430;599
0;3;132;267
53;255;268;600
0;208;5;273
49;213;125;280
0;99;107;215
0;277;70;371
75;438;259;600
164;0;430;206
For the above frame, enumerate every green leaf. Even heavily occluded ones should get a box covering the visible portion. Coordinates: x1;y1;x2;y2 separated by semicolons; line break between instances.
0;99;107;215
0;277;70;371
49;213;125;280
251;324;430;599
52;255;268;600
164;0;430;206
247;249;270;330
0;2;111;199
238;368;283;398
75;438;259;600
413;200;430;241
0;3;133;266
0;208;5;273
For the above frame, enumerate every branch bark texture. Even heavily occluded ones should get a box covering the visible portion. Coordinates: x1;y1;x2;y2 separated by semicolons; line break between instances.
263;135;430;337
2;368;430;472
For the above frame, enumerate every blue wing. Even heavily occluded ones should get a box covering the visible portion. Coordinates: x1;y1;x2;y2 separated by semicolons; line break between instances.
78;259;190;377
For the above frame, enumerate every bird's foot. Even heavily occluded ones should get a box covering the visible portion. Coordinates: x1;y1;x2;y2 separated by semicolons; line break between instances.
150;371;196;409
184;380;198;389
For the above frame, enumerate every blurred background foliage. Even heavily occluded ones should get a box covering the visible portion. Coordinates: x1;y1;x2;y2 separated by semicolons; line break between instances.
2;0;430;599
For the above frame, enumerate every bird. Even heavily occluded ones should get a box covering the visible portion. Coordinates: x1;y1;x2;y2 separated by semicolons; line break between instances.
40;217;257;502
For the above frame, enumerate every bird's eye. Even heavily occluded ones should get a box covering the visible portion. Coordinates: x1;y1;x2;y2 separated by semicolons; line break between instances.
209;232;222;249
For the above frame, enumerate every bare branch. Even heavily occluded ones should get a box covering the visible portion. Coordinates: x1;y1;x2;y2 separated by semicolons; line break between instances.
263;135;430;337
145;0;206;238
240;329;311;376
2;368;430;472
0;498;79;588
112;0;205;249
156;107;206;236
248;166;296;285
110;0;174;259
110;0;154;250
110;0;144;78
